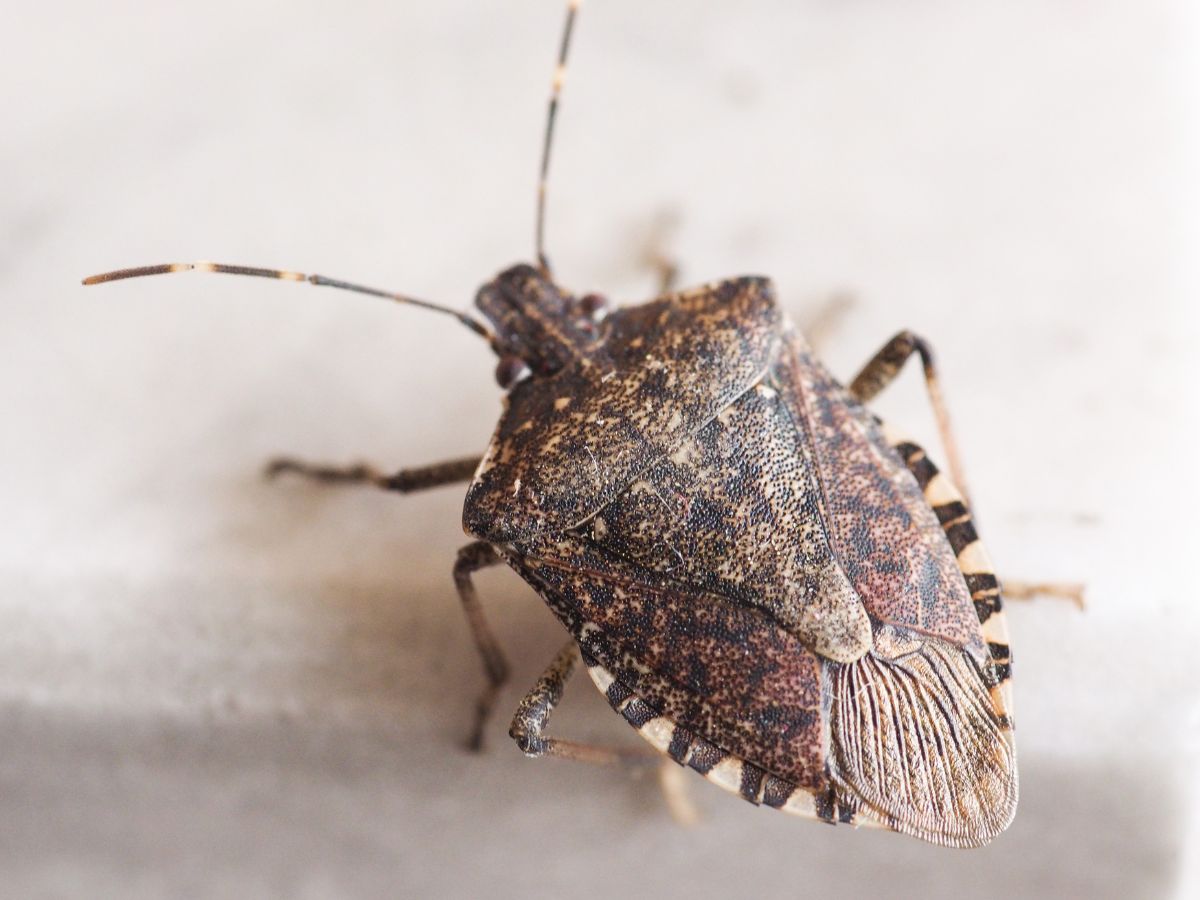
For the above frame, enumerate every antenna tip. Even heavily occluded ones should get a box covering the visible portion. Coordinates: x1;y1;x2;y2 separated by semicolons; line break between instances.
82;263;195;285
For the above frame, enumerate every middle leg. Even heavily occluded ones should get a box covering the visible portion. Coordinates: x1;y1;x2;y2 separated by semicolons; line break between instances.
454;541;512;751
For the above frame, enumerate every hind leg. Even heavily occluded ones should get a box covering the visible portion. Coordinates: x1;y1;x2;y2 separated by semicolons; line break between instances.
1001;579;1086;610
850;333;1086;609
511;642;701;822
849;330;970;508
509;641;655;765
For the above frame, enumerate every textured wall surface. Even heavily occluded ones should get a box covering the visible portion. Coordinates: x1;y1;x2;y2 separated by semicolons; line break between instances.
3;1;1197;897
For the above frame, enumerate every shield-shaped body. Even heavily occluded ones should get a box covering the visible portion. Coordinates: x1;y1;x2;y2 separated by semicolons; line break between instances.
464;270;1016;847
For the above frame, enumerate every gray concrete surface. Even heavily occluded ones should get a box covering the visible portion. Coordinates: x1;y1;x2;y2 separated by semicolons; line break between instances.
3;1;1197;897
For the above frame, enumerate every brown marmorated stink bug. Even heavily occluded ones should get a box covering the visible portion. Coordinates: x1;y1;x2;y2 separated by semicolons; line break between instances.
84;2;1081;848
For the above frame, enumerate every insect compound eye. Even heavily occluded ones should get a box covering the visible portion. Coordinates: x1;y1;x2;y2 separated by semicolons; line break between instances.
579;293;609;319
494;354;532;389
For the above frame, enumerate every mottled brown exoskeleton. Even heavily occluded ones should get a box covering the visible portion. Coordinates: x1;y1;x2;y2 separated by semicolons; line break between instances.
85;1;1079;847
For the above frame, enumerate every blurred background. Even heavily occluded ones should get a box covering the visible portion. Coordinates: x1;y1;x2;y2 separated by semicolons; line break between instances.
2;1;1197;897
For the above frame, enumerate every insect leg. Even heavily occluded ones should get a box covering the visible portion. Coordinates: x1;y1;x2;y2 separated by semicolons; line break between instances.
1000;579;1087;610
641;208;681;294
650;253;679;294
454;541;512;751
848;330;971;507
877;361;1087;612
657;758;702;825
799;291;854;354
265;455;481;493
509;641;656;765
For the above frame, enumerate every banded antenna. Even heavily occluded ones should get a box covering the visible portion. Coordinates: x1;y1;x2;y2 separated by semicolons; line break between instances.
535;0;582;276
83;3;588;334
82;262;493;341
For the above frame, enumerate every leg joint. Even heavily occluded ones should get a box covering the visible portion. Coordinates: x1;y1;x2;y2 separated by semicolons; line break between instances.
454;541;500;583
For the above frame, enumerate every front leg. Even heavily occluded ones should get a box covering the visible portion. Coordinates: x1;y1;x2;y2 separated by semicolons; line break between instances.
266;455;481;493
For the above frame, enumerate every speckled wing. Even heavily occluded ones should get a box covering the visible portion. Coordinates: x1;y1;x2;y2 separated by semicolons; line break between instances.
561;346;873;663
512;520;1015;846
501;320;1015;846
508;532;830;793
774;332;1016;844
463;278;781;543
776;333;989;661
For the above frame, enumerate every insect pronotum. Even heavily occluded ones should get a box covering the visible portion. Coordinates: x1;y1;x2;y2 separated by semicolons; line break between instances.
85;1;1078;847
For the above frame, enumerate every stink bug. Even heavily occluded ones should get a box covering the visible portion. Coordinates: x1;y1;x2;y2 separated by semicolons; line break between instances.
83;1;1075;848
